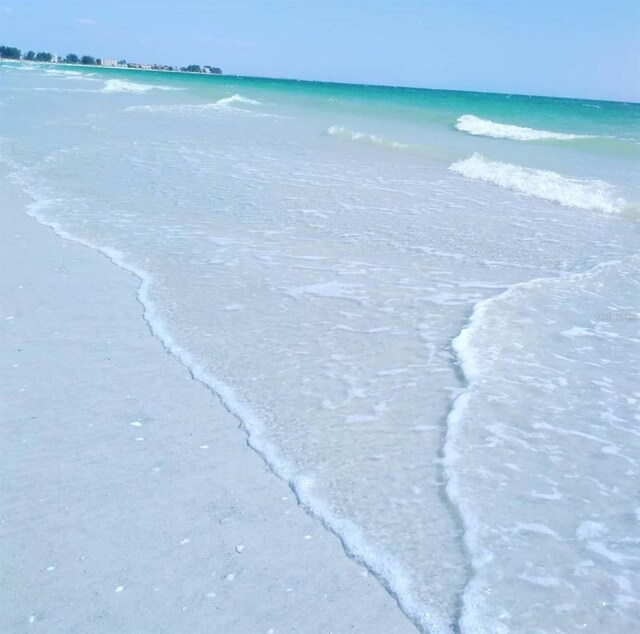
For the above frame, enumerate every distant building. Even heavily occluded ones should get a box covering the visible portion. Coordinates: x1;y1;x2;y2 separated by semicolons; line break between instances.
100;59;117;67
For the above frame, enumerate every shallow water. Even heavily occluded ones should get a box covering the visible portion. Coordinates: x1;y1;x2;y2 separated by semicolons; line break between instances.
2;62;639;633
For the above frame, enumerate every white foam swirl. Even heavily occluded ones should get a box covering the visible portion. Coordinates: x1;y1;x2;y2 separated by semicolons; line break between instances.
449;153;624;213
456;114;593;141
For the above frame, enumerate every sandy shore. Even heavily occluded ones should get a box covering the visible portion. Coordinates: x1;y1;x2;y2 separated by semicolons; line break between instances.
0;174;416;634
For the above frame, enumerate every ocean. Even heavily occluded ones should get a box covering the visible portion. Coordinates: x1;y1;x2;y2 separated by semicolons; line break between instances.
1;62;639;633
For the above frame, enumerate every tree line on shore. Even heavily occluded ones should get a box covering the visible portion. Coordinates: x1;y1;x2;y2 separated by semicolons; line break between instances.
0;45;221;74
0;45;106;64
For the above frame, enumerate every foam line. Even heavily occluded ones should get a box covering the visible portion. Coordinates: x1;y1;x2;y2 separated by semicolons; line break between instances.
441;256;633;634
13;188;453;634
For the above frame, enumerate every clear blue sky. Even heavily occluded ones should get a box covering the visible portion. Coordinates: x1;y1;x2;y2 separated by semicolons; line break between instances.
2;1;638;101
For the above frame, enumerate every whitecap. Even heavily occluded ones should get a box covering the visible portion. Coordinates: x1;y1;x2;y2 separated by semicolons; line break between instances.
214;94;261;107
101;79;181;93
45;69;84;76
455;114;594;141
327;125;409;150
124;94;264;116
449;153;625;213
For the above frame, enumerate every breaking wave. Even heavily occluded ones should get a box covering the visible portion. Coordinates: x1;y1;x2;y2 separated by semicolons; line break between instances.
449;153;625;213
456;114;594;141
124;93;264;116
45;69;84;76
214;94;261;107
101;79;181;93
44;69;101;83
327;125;409;150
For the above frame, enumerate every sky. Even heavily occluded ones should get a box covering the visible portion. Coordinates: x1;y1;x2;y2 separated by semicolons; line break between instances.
1;0;639;102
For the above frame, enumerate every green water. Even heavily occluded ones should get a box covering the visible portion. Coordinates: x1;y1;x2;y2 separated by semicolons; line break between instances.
43;62;640;138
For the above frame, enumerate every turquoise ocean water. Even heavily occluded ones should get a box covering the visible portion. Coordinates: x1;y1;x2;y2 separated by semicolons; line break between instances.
1;62;639;633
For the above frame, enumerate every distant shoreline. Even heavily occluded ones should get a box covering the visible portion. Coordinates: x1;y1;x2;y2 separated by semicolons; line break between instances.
0;57;222;76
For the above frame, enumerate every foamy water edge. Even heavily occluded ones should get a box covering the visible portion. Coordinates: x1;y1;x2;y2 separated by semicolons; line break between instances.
443;257;635;634
7;173;454;634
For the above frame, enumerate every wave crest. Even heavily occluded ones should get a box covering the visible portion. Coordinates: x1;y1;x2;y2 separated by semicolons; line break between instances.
327;125;409;150
101;79;180;93
45;69;84;76
449;153;624;213
456;114;593;141
124;94;264;116
214;94;261;107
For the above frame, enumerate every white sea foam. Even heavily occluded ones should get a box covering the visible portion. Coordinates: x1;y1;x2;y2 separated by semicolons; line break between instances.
124;94;264;116
327;125;409;150
45;69;84;76
456;114;593;141
214;94;261;107
28;78;179;94
44;68;101;83
444;256;640;634
33;87;95;93
449;153;625;213
101;79;180;93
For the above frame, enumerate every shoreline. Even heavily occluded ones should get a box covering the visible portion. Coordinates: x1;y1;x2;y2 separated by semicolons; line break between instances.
2;58;636;105
0;173;417;633
0;57;223;77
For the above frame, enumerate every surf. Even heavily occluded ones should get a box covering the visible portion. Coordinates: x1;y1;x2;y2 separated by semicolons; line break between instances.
101;79;181;93
327;125;411;150
455;114;594;141
449;153;625;213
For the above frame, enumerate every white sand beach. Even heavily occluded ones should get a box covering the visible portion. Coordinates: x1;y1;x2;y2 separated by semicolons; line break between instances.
0;175;416;633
